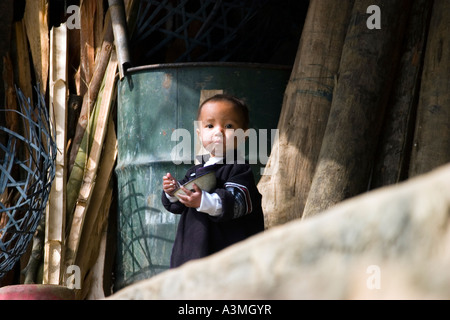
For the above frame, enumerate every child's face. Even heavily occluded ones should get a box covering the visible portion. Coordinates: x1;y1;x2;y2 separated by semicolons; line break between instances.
197;100;246;157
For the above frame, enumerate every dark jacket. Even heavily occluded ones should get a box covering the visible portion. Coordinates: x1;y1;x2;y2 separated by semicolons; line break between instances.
161;160;264;268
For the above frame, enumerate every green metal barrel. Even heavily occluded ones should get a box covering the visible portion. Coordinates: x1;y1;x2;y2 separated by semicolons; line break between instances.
115;62;290;290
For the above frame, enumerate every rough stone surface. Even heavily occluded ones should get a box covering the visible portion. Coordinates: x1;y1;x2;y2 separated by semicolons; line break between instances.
109;164;450;300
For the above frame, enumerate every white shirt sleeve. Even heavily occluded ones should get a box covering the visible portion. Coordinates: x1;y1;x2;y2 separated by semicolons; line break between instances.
197;190;223;217
165;192;179;203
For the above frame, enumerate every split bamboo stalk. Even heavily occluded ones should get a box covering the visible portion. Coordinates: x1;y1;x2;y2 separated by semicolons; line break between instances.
75;117;117;299
44;23;68;285
409;0;450;177
302;0;411;219
80;181;114;300
84;200;111;300
68;13;114;174
64;54;118;276
66;69;107;228
257;0;354;227
23;0;49;95
80;0;98;97
68;0;136;173
94;0;105;56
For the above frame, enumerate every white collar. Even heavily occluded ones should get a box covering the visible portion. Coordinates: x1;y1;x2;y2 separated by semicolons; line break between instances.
204;156;224;167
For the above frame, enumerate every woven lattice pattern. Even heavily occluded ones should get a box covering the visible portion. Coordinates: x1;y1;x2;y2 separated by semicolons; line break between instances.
0;87;56;279
132;0;268;62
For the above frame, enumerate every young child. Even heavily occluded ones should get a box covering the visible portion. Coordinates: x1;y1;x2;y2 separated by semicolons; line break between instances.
161;94;264;268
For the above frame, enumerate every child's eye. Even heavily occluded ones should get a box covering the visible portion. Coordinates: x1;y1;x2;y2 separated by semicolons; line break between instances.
225;124;233;129
205;124;213;129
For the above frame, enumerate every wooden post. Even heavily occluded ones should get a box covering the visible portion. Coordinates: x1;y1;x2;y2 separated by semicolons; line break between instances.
409;0;450;177
302;0;411;219
370;0;433;189
257;0;354;227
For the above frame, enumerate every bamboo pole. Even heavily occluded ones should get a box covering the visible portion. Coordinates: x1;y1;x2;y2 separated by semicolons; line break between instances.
44;23;68;285
409;0;450;177
66;69;106;229
302;0;411;219
257;0;354;227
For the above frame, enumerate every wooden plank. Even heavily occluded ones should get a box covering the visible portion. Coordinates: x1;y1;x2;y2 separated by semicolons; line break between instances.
24;0;49;95
257;0;354;227
302;0;411;218
409;0;450;177
44;23;68;285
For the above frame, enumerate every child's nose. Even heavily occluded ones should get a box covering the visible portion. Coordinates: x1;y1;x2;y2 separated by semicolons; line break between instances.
214;126;225;135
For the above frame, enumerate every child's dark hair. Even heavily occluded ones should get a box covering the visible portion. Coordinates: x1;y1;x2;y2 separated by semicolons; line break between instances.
198;94;250;130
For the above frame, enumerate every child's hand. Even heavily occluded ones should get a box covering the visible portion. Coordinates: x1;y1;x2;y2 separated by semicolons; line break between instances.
177;184;202;208
163;173;178;196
